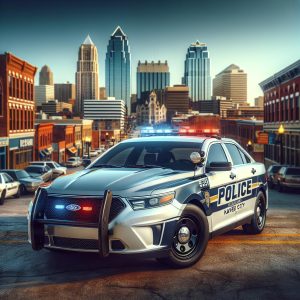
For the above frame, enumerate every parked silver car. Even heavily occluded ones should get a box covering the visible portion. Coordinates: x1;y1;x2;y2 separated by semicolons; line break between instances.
30;161;67;179
66;157;82;167
1;169;43;194
24;165;53;182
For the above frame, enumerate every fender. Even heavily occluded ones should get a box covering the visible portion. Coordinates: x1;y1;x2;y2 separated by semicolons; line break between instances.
183;193;209;215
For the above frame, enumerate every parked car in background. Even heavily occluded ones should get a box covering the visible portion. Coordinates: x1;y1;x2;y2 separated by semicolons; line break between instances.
30;161;67;179
24;165;53;182
276;166;300;192
0;172;20;205
82;158;92;168
267;165;285;188
89;150;99;157
65;157;82;168
0;169;43;195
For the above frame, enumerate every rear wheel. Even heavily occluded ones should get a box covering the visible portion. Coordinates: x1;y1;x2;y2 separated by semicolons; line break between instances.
243;191;266;234
157;204;209;268
20;184;26;196
0;190;6;205
15;187;21;198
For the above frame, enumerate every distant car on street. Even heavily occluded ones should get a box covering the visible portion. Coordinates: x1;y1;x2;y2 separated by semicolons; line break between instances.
82;158;92;167
30;161;67;179
0;169;43;195
267;165;285;188
0;172;20;205
276;166;300;192
24;165;53;182
66;157;82;167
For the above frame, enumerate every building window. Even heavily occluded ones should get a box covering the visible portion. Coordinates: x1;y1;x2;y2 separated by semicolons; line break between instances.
0;82;3;116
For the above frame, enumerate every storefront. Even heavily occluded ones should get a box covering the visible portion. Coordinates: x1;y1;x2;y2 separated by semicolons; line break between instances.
9;136;34;169
0;138;8;169
53;141;66;164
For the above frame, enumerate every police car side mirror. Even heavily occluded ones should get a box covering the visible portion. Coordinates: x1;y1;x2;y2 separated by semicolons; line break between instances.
190;152;201;164
206;161;232;172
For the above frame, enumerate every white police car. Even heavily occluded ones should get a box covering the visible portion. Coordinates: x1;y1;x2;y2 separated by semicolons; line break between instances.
28;136;268;268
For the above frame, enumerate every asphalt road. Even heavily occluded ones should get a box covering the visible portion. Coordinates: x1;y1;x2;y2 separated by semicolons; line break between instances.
0;187;299;299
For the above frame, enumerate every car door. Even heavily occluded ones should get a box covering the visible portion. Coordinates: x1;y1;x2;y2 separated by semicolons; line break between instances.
2;173;15;196
204;142;237;233
223;142;258;223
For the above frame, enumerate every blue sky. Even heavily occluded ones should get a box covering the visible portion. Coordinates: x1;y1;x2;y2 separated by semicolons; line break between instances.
1;0;299;103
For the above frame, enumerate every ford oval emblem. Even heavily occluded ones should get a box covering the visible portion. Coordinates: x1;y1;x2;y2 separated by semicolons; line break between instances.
66;204;81;211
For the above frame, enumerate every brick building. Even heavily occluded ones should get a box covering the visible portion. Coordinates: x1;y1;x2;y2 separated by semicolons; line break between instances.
260;60;300;167
35;123;53;161
0;52;37;169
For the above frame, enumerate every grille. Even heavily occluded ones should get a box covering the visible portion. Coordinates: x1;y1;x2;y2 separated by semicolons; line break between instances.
44;196;125;224
52;237;98;250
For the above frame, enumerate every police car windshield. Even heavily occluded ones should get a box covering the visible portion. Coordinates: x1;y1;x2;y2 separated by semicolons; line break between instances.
92;141;202;171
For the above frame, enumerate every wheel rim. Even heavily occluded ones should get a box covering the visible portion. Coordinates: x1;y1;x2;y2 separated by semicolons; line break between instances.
172;217;201;259
256;197;266;229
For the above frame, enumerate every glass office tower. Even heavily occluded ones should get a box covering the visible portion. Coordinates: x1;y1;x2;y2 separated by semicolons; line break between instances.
183;41;211;101
136;60;170;103
105;26;131;114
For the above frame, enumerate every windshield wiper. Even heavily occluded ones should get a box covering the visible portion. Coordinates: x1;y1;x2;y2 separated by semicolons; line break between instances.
125;164;167;169
92;164;122;168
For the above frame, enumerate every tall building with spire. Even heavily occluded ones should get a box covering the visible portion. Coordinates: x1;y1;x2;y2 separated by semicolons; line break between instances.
105;26;131;113
183;41;211;101
75;35;99;114
39;65;53;85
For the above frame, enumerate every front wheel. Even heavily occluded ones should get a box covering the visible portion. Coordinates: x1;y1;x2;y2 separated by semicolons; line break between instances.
157;204;209;268
0;190;5;205
242;191;267;234
15;187;21;198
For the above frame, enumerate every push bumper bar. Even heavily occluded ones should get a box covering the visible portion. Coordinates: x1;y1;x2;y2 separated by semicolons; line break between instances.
30;189;113;257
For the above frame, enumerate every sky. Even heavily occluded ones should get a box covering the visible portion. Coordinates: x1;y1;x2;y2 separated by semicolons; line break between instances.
0;0;299;103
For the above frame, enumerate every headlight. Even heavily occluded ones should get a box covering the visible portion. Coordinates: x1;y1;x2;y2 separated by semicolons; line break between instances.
127;193;175;210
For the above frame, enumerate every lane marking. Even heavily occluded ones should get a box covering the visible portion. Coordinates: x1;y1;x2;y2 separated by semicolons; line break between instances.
210;240;300;245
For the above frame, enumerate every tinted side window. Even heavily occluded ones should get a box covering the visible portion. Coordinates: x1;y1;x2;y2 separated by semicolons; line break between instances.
0;175;2;184
206;143;228;166
225;143;244;165
238;149;251;164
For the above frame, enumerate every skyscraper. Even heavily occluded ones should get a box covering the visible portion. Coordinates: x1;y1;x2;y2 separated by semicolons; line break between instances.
137;60;170;103
213;64;247;106
105;26;131;113
55;82;76;103
75;35;99;114
39;65;53;85
183;41;211;101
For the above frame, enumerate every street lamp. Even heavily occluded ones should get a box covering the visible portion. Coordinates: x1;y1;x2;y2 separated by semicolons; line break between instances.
111;136;115;146
278;124;285;164
246;140;253;154
85;136;91;159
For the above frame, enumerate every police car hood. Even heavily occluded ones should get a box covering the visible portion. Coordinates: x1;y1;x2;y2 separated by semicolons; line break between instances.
47;167;195;197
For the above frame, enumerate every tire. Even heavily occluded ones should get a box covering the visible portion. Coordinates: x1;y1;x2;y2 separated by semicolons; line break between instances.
15;187;21;198
0;190;6;205
242;191;267;234
20;184;26;196
268;180;274;189
277;182;285;193
157;204;209;268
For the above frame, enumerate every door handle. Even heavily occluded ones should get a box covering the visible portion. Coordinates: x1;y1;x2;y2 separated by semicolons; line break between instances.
251;168;256;174
230;172;236;180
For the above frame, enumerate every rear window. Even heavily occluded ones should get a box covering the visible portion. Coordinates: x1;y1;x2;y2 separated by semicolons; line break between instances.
268;165;282;173
286;168;300;175
25;166;42;172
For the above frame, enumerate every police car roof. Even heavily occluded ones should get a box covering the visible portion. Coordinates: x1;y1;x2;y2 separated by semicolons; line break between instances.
122;136;207;144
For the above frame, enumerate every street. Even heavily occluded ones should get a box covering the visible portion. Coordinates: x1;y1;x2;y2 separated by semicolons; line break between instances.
0;187;299;299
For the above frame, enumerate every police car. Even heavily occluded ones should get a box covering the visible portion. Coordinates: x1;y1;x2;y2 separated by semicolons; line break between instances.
28;136;268;268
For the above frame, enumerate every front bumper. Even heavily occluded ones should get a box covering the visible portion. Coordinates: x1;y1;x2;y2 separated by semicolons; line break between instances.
28;190;184;256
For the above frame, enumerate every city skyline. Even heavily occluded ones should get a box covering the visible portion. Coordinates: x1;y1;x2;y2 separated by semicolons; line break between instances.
1;0;300;103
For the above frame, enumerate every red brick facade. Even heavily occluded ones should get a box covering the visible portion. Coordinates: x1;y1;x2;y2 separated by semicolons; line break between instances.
0;52;37;169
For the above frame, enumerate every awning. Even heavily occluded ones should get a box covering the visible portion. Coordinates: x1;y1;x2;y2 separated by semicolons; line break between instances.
67;146;77;154
39;150;46;158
